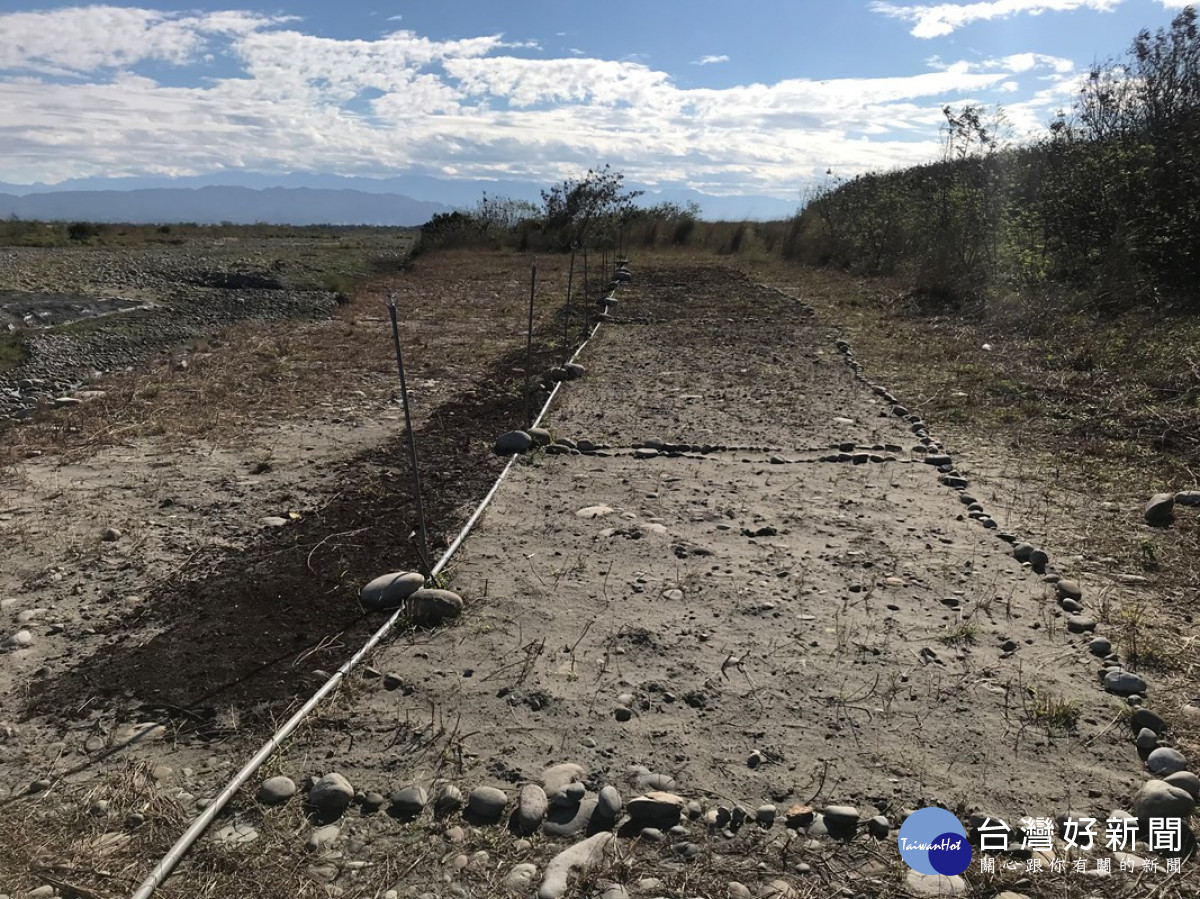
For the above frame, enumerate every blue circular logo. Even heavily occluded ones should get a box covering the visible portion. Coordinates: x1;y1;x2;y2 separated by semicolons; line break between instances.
897;808;972;875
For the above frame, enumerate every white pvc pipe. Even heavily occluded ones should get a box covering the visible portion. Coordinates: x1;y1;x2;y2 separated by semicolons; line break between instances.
129;318;605;899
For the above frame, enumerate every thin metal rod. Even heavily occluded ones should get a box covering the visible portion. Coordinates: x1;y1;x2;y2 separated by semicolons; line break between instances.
581;246;589;339
564;244;576;357
524;260;536;430
387;294;432;576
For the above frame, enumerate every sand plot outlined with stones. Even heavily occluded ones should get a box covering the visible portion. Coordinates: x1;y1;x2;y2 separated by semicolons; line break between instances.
198;264;1181;898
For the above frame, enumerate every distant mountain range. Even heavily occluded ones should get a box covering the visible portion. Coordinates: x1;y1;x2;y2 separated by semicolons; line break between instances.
0;185;449;226
0;174;800;223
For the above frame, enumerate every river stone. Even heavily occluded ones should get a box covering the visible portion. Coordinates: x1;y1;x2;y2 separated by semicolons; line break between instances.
1145;493;1176;527
360;571;424;611
538;832;614;899
552;783;587;807
258;776;298;806
627;792;686;826
1028;549;1049;572
1067;616;1096;634
757;881;798;898
905;871;968;896
515;784;549;834
433;783;463;817
543;763;586;796
822;805;860;827
543;797;598;838
527;427;552;446
305;823;340;852
1134;779;1196;820
1147;747;1189;776
113;722;166;744
309;774;354;818
495;430;535;455
505;863;539;891
1056;580;1083;601
1176;491;1200;507
575;505;614;519
390;785;428;817
1164;771;1200;800
595;785;623;823
1105;670;1148;697
1;630;33;651
636;772;676;791
1136;728;1159;751
867;815;890;838
564;363;586;380
467;786;508;823
1089;637;1112;657
402;589;463;626
1132;708;1166;734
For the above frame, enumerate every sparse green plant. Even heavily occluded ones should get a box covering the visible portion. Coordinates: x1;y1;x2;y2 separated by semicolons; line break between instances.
938;621;980;646
1026;686;1081;733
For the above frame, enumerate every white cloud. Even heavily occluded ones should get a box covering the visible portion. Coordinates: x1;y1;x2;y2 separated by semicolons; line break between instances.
0;6;292;73
872;0;1121;39
692;55;730;65
0;5;1091;197
927;52;1076;74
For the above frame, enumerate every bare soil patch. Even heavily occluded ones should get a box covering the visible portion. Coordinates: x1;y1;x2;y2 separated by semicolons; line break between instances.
1;251;1195;899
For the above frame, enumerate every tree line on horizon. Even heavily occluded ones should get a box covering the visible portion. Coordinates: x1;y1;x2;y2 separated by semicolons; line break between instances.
426;8;1200;318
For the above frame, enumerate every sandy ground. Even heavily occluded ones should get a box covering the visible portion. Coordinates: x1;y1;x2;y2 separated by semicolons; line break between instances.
0;258;1174;899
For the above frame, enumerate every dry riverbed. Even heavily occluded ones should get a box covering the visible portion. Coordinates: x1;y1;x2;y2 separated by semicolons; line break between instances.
0;254;1196;899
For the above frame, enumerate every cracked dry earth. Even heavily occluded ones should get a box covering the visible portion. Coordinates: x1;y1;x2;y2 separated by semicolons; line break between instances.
0;260;1158;899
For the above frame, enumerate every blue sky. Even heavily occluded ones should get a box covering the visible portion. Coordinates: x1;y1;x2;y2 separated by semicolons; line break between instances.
0;1;1191;211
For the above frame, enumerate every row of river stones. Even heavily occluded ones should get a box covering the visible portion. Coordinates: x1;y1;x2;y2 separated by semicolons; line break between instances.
358;571;463;625
254;764;898;899
251;766;1190;899
833;336;1200;832
497;429;800;460
1051;576;1200;823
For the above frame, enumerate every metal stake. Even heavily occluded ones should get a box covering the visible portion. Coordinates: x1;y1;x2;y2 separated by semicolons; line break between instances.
386;293;432;577
582;246;589;339
525;261;537;429
564;243;576;357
